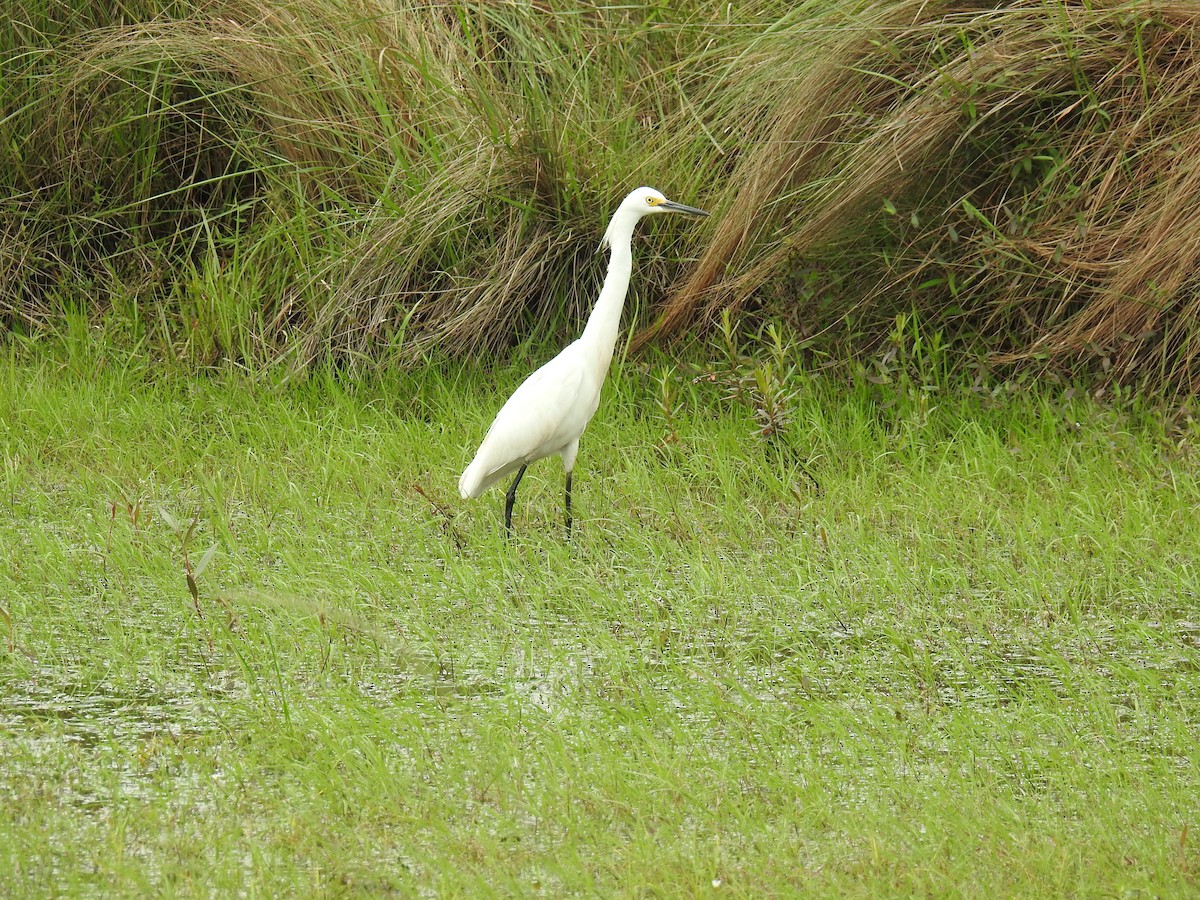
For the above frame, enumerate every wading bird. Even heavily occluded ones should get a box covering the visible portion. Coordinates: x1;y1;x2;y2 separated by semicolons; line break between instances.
459;186;708;536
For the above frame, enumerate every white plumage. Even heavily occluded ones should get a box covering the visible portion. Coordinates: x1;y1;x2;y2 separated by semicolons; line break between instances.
459;186;708;535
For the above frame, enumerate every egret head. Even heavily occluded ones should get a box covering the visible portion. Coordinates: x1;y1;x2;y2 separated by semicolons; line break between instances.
625;185;709;219
601;186;709;250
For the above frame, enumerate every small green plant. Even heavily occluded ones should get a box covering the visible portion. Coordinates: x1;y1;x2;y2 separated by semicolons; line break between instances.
0;601;11;655
413;482;464;552
696;309;819;492
157;507;217;620
872;309;951;392
703;309;801;441
102;487;144;586
653;365;683;449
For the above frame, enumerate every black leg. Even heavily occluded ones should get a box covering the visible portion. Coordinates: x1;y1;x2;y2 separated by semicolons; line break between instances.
504;464;527;532
564;471;573;539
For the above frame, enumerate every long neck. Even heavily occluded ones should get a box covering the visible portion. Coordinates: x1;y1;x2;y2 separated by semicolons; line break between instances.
578;212;636;374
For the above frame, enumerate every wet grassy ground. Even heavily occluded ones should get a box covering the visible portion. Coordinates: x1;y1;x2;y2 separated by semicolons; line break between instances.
1;346;1198;895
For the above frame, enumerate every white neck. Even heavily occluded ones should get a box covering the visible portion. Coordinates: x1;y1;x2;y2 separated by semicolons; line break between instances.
578;207;638;374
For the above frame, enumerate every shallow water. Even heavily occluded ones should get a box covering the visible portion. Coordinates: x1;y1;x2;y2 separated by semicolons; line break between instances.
0;671;235;747
3;612;1197;806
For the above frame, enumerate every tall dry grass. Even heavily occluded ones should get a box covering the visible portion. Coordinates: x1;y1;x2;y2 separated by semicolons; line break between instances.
5;0;1200;388
651;0;1200;390
1;0;722;365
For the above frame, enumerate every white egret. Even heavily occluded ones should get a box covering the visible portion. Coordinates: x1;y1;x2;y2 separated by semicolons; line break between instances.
459;186;709;536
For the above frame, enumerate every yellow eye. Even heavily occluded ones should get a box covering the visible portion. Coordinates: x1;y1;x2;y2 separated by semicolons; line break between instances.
646;196;661;206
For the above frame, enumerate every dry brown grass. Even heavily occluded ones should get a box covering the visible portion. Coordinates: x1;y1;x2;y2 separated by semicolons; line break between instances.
6;0;1200;387
1;0;718;364
648;0;1200;389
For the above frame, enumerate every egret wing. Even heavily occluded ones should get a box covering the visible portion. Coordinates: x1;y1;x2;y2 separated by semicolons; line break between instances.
460;348;591;495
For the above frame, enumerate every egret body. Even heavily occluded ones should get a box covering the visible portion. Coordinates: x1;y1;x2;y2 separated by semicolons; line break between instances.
459;186;708;535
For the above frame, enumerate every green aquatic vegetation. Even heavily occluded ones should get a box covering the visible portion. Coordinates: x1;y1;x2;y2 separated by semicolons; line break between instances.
0;348;1197;894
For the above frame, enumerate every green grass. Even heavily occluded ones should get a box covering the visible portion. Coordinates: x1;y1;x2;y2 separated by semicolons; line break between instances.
0;342;1198;895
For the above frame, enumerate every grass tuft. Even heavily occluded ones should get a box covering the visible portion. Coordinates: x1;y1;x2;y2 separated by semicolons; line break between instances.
650;0;1200;391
